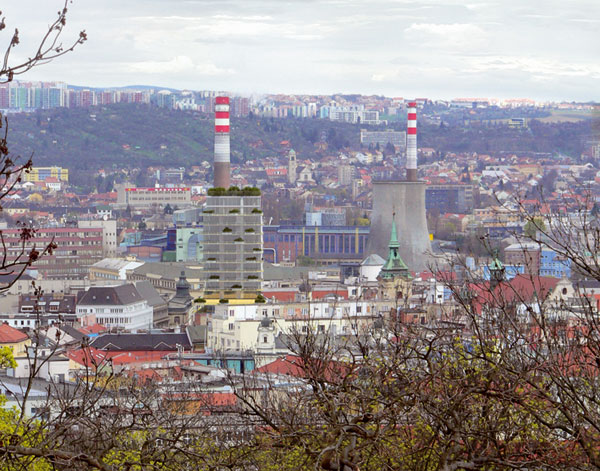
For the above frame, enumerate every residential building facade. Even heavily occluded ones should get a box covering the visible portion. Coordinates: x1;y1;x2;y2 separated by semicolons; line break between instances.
76;284;153;331
203;193;263;298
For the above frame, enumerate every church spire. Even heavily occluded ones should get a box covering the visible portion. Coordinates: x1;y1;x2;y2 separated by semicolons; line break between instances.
389;214;399;249
379;214;411;279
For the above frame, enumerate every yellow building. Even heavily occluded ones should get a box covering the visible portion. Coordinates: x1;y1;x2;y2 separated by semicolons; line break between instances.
0;323;31;357
24;166;69;183
4;208;28;217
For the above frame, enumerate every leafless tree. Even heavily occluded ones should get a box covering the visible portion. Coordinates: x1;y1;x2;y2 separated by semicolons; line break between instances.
0;1;86;291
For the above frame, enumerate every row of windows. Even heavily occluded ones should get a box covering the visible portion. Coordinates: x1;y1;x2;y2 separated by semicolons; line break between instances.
98;317;131;324
128;196;189;201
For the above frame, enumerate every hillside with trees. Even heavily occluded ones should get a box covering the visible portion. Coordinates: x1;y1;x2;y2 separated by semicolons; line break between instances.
4;104;596;172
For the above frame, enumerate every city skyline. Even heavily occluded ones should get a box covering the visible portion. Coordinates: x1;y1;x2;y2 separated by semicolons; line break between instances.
3;0;599;102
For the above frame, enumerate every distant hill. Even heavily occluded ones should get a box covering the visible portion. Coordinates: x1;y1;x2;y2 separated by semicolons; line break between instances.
4;105;360;171
4;104;596;174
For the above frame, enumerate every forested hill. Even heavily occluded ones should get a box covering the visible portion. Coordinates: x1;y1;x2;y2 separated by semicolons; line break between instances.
4;104;596;171
4;105;359;170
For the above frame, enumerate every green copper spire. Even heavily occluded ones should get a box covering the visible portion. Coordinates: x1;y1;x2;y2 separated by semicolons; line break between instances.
379;214;411;280
489;249;505;288
389;216;399;249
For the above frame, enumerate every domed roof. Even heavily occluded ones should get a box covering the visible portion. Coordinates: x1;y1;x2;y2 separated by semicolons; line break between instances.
176;271;190;290
361;254;385;266
260;317;272;328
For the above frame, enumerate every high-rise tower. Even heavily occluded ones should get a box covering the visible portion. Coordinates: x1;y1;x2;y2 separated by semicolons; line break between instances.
214;96;231;188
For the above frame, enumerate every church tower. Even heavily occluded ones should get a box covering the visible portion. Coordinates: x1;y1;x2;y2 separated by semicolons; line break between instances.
168;271;194;327
288;149;297;184
488;251;505;290
378;215;413;303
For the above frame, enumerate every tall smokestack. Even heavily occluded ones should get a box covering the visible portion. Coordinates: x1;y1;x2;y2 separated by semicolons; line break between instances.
406;101;417;182
214;96;231;188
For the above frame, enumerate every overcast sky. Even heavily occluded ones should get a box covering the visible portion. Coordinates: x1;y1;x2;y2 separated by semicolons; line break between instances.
4;0;599;101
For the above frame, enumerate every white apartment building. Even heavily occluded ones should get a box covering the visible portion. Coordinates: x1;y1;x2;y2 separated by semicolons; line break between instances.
76;284;153;331
206;300;388;355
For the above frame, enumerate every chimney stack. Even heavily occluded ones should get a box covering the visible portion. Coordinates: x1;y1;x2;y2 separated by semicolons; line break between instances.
406;101;417;182
214;96;231;188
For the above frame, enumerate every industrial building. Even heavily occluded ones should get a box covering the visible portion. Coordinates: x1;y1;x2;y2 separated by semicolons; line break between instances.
263;225;369;264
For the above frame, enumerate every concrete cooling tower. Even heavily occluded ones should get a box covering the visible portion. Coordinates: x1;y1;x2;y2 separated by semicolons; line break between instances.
366;101;431;271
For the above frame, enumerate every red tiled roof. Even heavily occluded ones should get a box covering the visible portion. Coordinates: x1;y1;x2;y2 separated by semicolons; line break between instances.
469;275;560;314
256;354;350;382
311;289;348;300
79;324;107;335
256;355;306;377
0;324;29;344
67;348;174;368
262;290;297;302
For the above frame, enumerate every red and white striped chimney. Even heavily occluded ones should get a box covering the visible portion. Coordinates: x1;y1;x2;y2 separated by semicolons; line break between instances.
406;101;417;181
214;96;231;188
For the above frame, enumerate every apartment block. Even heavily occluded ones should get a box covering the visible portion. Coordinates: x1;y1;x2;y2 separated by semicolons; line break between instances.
23;166;69;183
0;227;104;279
426;184;474;214
360;129;406;148
116;186;192;209
203;192;263;298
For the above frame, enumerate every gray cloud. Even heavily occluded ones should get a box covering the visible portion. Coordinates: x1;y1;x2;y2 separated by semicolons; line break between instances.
2;0;598;100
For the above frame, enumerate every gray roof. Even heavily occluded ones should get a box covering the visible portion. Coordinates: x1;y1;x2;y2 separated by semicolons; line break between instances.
263;263;316;282
78;284;143;306
128;262;203;281
91;258;140;271
575;279;600;289
186;325;207;344
60;324;87;342
90;332;192;351
361;254;385;266
135;281;167;308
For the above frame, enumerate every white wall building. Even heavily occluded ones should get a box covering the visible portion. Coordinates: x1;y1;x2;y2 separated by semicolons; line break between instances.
76;284;153;331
